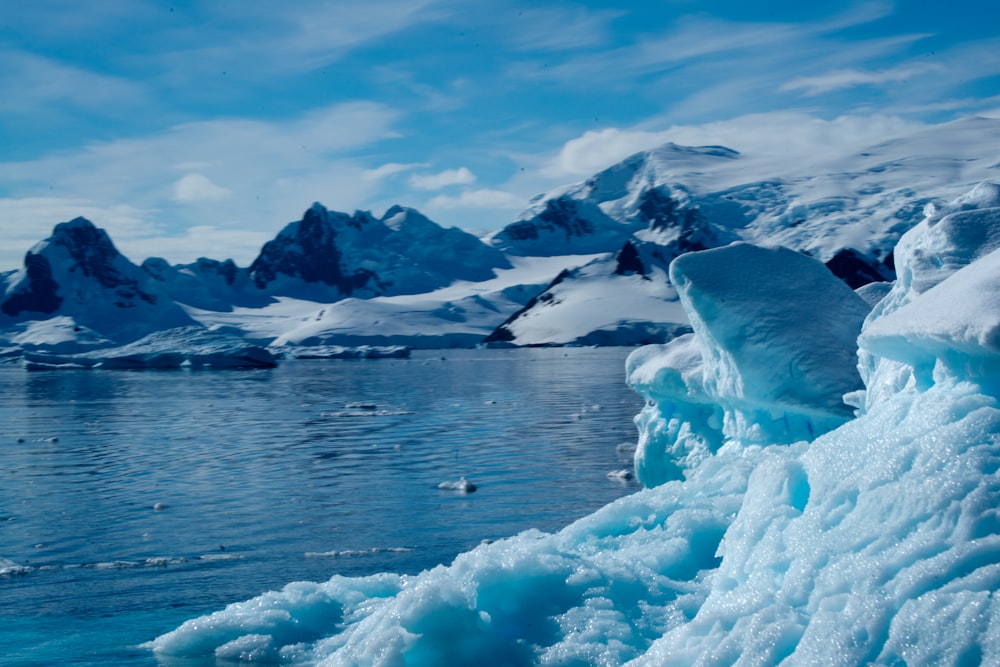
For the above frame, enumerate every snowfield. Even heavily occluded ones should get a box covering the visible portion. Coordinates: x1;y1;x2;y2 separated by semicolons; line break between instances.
147;183;1000;665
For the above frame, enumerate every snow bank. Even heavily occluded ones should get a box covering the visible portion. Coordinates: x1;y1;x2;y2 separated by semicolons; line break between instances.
148;184;1000;666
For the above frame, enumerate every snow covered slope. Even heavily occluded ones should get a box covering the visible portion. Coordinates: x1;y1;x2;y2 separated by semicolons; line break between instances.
0;218;195;344
497;116;1000;266
492;144;738;256
484;242;690;347
147;182;1000;664
481;118;1000;346
192;255;594;350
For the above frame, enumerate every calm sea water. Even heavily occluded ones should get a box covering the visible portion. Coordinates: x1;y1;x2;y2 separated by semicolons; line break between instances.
0;347;644;666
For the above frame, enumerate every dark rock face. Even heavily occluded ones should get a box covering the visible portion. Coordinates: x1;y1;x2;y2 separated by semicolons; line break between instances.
1;253;62;316
614;241;646;276
194;258;238;285
54;218;156;305
533;198;596;238
248;206;376;294
824;248;895;289
494;197;627;255
501;198;600;243
637;187;719;254
248;203;508;300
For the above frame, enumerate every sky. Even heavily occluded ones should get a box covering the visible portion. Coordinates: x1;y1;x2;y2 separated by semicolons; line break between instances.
2;0;1000;270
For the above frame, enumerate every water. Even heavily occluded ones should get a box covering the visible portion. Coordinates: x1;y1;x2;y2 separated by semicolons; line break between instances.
0;347;644;666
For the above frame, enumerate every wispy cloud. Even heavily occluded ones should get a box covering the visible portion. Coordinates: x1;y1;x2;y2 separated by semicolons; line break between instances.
362;162;428;182
541;128;673;178
427;188;524;211
172;173;232;203
502;7;622;52
533;112;928;184
151;0;453;79
409;167;476;190
0;50;151;116
781;64;944;96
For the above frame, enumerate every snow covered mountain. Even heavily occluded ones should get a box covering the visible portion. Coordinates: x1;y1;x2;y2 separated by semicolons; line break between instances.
4;116;1000;355
483;116;1000;345
147;181;1000;665
492;144;738;257
247;203;511;300
483;241;690;347
0;218;195;346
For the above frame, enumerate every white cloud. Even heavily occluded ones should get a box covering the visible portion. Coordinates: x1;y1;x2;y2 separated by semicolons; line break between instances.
0;102;402;266
427;188;524;210
532;112;929;186
781;64;943;96
172;173;232;203
656;112;927;157
409;167;477;190
362;162;427;182
541;128;672;178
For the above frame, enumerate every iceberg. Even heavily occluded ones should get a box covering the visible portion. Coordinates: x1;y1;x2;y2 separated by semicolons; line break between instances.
148;184;1000;665
23;326;277;370
275;344;411;360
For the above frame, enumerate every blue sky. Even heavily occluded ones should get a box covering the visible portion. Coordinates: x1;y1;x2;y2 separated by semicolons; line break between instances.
2;0;1000;269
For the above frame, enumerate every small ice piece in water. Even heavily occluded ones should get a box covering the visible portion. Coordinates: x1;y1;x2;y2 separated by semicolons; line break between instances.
438;477;477;493
606;469;635;481
0;557;33;576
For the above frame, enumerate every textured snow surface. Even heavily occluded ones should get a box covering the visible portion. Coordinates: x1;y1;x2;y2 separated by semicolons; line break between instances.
148;184;1000;665
488;258;690;347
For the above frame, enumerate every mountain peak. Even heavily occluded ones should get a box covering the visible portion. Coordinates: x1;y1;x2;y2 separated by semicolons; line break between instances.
1;218;195;341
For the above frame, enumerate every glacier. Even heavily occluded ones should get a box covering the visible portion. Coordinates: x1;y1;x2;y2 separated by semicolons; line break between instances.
22;326;277;370
146;182;1000;665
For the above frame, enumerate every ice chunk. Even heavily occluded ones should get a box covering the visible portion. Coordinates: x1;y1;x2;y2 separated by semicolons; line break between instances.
277;344;410;360
23;326;276;370
437;477;477;493
861;246;1000;378
628;243;868;485
669;242;869;420
859;182;1000;408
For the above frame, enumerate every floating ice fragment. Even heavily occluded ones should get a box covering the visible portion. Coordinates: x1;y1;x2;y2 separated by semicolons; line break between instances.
437;477;477;493
0;557;33;576
606;469;634;481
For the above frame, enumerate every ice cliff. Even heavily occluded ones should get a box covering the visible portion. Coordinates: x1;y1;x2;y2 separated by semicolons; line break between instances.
149;183;1000;665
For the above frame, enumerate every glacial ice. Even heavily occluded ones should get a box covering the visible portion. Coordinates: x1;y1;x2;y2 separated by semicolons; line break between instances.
148;184;1000;666
23;326;276;370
